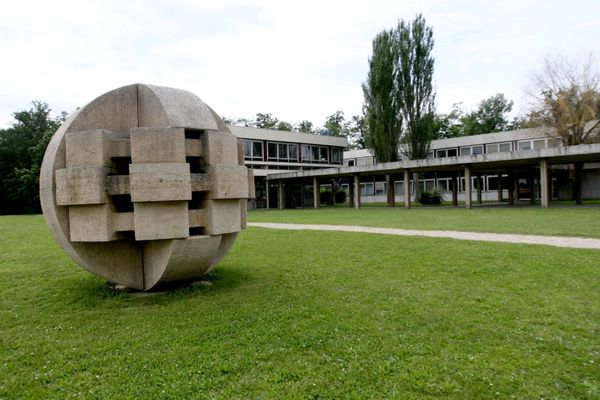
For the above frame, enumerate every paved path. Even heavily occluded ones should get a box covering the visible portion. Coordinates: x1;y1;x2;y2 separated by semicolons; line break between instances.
248;223;600;250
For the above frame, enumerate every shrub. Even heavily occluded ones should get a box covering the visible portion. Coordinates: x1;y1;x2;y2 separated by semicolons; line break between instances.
334;190;347;204
419;190;443;205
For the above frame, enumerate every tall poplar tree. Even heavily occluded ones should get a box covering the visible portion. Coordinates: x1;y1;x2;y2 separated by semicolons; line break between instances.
362;29;402;162
395;14;436;160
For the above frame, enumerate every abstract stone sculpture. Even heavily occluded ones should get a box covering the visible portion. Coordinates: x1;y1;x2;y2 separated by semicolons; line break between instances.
40;84;254;290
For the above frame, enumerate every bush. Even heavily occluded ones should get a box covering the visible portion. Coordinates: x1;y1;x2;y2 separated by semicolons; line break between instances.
419;190;443;205
320;189;333;205
334;190;347;204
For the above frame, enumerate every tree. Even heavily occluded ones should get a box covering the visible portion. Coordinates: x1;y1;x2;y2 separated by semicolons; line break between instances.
362;28;402;162
276;121;293;131
0;101;67;214
396;14;436;161
528;54;600;203
432;104;463;139
255;113;278;129
324;111;349;137
297;120;314;133
348;115;367;149
462;93;513;135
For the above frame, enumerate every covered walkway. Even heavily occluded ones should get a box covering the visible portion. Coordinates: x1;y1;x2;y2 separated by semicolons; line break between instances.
265;143;600;210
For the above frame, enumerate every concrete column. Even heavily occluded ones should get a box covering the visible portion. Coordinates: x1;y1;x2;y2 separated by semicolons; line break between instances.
386;174;395;207
348;177;354;208
540;159;549;209
497;174;503;202
451;175;458;207
476;174;482;205
507;170;514;206
312;176;320;209
403;169;411;209
353;175;361;210
266;181;270;209
464;166;472;209
278;181;285;210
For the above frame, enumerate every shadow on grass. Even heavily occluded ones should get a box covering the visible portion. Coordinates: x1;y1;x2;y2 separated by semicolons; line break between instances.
63;265;255;309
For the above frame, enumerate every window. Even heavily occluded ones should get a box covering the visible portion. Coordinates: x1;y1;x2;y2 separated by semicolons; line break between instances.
356;157;374;166
518;140;532;151
394;181;403;194
460;147;471;156
267;142;298;162
301;145;331;164
548;138;561;148
533;139;545;150
331;148;341;163
460;145;483;157
360;183;374;196
375;182;386;195
244;139;263;160
319;147;329;162
472;145;483;155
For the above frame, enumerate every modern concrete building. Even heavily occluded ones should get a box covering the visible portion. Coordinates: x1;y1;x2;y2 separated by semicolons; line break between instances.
265;126;600;209
228;125;348;208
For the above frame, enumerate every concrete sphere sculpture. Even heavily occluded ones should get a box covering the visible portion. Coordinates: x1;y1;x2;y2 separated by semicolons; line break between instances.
40;84;253;290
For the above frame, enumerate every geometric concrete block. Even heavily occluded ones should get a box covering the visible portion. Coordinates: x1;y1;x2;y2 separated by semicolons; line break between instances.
133;201;189;241
129;163;192;202
204;165;249;199
66;129;122;167
130;127;186;163
55;166;111;205
203;130;239;165
203;199;242;235
69;204;117;242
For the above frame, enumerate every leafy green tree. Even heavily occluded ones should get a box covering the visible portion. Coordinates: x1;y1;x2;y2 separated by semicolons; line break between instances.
276;121;293;131
395;14;436;161
348;114;367;149
255;113;278;129
432;104;463;139
0;101;67;214
462;93;513;135
324;111;349;137
297;120;314;133
362;28;402;162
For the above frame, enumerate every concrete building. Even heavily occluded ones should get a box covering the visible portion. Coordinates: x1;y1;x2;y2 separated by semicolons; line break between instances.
228;125;348;208
265;126;600;209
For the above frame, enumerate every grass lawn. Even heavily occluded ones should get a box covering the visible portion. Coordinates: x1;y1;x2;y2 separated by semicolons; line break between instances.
249;206;600;238
1;215;599;398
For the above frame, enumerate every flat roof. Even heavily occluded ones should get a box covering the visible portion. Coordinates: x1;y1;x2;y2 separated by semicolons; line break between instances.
229;125;348;147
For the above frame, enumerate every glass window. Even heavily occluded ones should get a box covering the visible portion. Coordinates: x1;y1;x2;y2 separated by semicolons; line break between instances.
394;181;403;194
252;141;263;159
425;180;435;192
348;159;355;166
472;146;483;155
437;179;449;192
319;147;329;162
331;147;341;163
311;146;319;162
460;147;471;156
289;144;298;161
533;139;545;150
302;144;311;161
243;140;252;158
268;142;277;160
499;143;511;152
518;141;532;151
548;138;561;148
437;149;447;158
360;183;374;196
447;149;457;157
375;182;386;195
487;144;498;153
278;143;288;159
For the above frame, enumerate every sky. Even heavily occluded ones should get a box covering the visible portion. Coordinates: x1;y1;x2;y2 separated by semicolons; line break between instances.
1;0;599;129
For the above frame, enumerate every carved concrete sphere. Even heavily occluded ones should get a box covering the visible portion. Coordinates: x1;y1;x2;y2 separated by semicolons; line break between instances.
40;84;252;290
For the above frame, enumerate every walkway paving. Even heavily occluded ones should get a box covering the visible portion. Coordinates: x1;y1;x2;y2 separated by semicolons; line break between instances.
248;223;600;250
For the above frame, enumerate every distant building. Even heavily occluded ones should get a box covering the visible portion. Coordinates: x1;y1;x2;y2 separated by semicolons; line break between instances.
228;125;348;208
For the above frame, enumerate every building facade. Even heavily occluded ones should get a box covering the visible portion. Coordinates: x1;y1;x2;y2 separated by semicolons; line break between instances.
228;125;348;208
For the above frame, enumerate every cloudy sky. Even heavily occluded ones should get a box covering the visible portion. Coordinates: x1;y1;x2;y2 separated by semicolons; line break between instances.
1;0;598;129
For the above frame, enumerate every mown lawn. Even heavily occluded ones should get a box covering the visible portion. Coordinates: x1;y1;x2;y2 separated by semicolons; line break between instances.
1;215;599;399
249;206;600;238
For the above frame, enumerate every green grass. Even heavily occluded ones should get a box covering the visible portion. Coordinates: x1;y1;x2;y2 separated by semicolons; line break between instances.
249;206;600;238
1;215;600;398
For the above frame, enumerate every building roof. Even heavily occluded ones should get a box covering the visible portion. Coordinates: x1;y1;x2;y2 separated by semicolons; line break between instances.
228;125;349;147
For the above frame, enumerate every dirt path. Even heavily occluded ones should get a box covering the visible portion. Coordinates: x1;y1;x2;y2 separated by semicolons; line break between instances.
248;223;600;250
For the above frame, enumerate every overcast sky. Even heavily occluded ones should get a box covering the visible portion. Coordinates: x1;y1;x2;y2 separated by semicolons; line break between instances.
1;0;599;129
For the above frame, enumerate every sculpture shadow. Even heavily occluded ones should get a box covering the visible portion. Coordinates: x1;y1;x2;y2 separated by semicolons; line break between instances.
67;265;254;309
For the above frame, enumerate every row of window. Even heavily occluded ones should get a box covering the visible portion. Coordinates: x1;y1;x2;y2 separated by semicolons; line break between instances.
243;140;342;164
